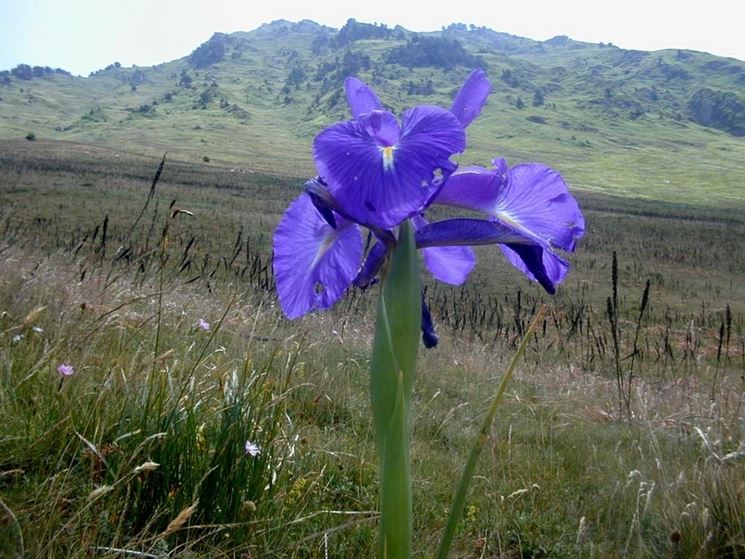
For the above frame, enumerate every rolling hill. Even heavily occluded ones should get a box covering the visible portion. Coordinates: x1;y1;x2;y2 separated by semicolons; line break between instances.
1;18;745;207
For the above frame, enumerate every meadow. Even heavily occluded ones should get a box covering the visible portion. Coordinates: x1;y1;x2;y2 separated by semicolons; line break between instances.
1;138;744;558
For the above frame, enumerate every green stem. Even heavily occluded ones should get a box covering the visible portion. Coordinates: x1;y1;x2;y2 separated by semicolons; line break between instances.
370;221;420;559
435;305;546;559
379;370;412;558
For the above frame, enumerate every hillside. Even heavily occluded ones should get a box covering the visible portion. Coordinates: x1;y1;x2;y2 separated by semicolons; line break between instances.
1;18;745;207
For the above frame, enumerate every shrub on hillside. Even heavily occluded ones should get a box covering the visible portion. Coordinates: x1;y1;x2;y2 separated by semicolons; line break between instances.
387;36;482;70
189;33;228;68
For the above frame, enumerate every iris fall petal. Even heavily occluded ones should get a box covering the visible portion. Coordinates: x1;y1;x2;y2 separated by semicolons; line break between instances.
273;194;363;318
314;105;465;229
500;244;570;295
412;214;476;285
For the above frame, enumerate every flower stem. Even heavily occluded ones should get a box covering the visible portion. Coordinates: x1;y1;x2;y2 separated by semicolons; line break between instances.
370;221;421;559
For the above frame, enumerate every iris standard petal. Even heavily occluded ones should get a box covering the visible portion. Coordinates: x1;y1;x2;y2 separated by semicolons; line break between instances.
314;106;465;229
412;214;475;285
273;194;363;319
398;105;466;169
345;77;383;120
450;69;491;128
499;244;570;295
362;110;400;146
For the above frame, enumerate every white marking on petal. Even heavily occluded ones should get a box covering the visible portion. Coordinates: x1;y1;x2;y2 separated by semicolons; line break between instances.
380;145;395;171
495;208;552;245
310;230;337;269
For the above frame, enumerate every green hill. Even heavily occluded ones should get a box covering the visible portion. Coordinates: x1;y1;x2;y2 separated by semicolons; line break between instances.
1;18;745;207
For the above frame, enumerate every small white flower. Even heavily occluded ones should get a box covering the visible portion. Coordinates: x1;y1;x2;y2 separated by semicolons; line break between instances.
133;461;160;474
197;318;211;331
244;440;261;457
32;326;44;334
12;334;23;343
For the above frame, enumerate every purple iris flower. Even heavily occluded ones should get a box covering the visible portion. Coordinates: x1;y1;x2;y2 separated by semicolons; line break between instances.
272;70;585;339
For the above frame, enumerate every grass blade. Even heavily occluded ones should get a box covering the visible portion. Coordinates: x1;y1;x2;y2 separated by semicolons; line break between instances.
435;305;546;559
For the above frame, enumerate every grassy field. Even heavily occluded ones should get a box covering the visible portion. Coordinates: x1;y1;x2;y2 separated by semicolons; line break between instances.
1;139;743;557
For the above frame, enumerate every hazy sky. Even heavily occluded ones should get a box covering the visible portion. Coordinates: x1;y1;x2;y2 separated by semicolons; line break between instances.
2;0;744;76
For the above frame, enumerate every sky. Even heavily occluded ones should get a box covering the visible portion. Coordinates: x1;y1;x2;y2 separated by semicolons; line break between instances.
1;0;744;76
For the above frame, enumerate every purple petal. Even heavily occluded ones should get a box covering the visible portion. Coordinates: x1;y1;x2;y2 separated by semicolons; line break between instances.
57;363;74;377
450;69;491;128
305;179;337;229
434;163;585;252
273;195;362;319
412;214;475;285
345;77;382;120
500;244;570;294
363;110;400;146
415;218;525;248
314;106;465;229
434;165;505;214
398;105;466;166
422;246;476;285
422;244;476;285
491;158;508;175
421;293;438;348
415;216;571;293
498;164;585;252
353;241;388;289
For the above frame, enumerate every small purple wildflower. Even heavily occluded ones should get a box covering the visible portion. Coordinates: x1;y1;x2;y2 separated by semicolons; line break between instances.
197;319;211;331
57;363;74;377
244;440;261;457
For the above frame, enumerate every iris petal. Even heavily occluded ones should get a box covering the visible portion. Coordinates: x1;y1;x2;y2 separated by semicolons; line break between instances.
434;163;585;252
450;69;491;128
363;110;400;146
415;217;569;294
412;215;475;285
345;77;383;120
415;218;524;248
353;241;387;289
398;105;466;168
421;293;438;348
422;244;476;285
496;164;585;252
314;106;465;229
433;165;504;214
500;244;570;295
273;194;362;319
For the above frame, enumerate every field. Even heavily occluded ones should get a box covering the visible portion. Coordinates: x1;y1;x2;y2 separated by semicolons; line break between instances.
1;138;744;558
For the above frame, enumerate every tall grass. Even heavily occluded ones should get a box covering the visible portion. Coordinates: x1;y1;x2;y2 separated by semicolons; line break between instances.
1;147;744;557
